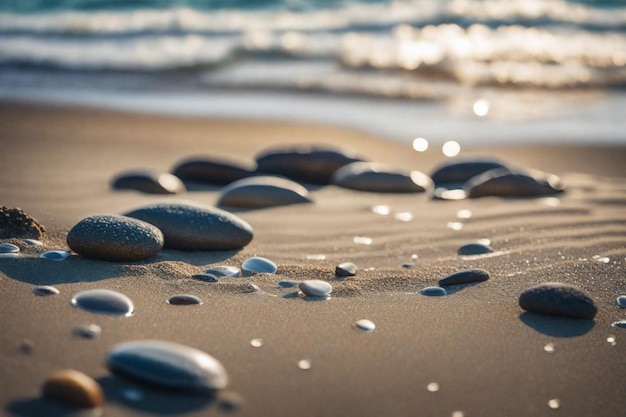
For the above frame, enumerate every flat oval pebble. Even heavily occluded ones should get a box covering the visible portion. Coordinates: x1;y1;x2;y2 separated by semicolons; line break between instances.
22;238;43;246
71;289;134;317
617;295;626;308
111;170;186;194
217;176;312;208
299;280;333;297
40;250;71;261
124;201;253;251
192;273;219;282
255;146;363;184
354;319;376;331
171;156;256;185
205;265;241;277
106;340;228;391
0;242;19;253
0;206;46;240
335;262;358;277
457;243;494;256
67;215;163;262
612;320;626;329
420;286;448;296
439;268;490;286
430;159;508;186
167;294;203;305
242;256;277;274
42;369;104;408
519;282;598;320
332;162;431;193
72;324;102;339
464;169;564;198
33;285;60;296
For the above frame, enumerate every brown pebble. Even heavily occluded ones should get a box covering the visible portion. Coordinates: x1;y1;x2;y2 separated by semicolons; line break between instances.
42;369;104;408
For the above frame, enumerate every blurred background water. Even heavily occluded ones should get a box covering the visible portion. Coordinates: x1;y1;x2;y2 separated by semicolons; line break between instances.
1;0;625;145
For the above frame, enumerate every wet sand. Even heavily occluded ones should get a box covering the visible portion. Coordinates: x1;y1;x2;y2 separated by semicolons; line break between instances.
1;102;625;417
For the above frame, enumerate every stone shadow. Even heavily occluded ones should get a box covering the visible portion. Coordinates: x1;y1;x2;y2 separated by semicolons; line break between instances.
519;312;595;338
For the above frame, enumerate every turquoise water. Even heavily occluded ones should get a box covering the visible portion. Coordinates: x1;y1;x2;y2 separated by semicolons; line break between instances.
1;0;625;144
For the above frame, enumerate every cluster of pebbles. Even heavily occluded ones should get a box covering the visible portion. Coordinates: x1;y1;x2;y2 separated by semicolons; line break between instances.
111;146;565;207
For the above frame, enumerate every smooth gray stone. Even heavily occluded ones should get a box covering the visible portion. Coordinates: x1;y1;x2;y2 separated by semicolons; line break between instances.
124;201;253;251
111;170;185;194
420;286;447;296
617;295;626;308
167;294;203;305
204;265;241;277
71;289;134;317
464;168;565;198
332;162;431;193
439;268;490;286
430;159;508;186
192;273;219;282
457;243;494;256
0;243;19;253
335;262;358;277
40;250;71;261
242;256;277;274
106;340;228;391
218;176;312;208
519;282;598;319
255;146;363;184
33;285;60;296
22;239;43;246
67;214;164;261
299;280;333;297
172;157;256;185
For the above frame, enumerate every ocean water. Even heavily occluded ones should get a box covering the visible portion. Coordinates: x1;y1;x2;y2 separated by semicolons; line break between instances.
1;0;625;145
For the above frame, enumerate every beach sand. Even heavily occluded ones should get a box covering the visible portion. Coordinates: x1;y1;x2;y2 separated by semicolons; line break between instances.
1;101;625;417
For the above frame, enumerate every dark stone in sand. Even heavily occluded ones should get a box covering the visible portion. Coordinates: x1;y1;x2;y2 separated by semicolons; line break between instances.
420;286;447;296
439;268;490;286
332;162;431;193
519;282;597;320
205;265;241;277
124;201;253;251
255;145;364;184
0;242;19;253
67;214;164;261
112;170;185;194
0;206;46;240
464;168;565;198
335;262;358;277
33;285;60;296
172;156;256;185
457;243;494;256
192;273;220;282
217;176;312;208
42;369;104;408
106;340;228;391
430;159;508;186
167;294;203;305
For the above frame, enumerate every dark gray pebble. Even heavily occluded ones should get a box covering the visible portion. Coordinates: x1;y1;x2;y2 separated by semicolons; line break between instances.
335;262;358;277
457;243;494;256
255;146;363;184
464;169;565;198
192;273;219;282
40;250;70;261
167;294;203;305
111;170;185;194
33;285;60;296
439;268;490;286
519;282;598;320
67;214;164;261
205;265;241;277
217;176;312;208
430;159;508;186
125;201;253;251
420;286;447;296
106;340;228;391
332;162;431;193
0;243;19;253
172;157;256;185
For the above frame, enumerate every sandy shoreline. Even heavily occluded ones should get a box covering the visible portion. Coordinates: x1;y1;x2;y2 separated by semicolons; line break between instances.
1;101;625;417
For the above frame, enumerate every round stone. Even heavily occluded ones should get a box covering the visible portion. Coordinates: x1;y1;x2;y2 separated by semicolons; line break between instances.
519;282;598;320
0;206;46;240
617;295;626;308
0;242;19;253
40;250;71;261
464;169;564;198
171;156;256;185
205;265;241;277
106;340;228;391
255;146;363;185
71;289;134;317
420;286;448;296
299;280;333;297
439;268;490;286
125;201;253;251
33;285;60;296
111;170;185;194
457;243;494;256
332;162;431;193
42;369;104;408
217;176;312;208
242;256;277;274
167;294;203;305
430;159;508;186
67;214;164;262
335;262;358;277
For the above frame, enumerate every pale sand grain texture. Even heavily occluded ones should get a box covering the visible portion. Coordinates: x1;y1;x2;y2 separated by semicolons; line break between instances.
1;102;625;417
